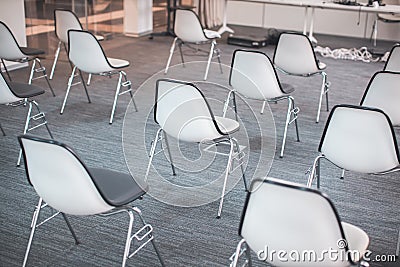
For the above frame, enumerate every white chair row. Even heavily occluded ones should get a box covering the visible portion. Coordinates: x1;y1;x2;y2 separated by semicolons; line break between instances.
0;21;55;97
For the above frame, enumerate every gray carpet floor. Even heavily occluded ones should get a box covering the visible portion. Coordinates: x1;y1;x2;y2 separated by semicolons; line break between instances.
1;25;399;266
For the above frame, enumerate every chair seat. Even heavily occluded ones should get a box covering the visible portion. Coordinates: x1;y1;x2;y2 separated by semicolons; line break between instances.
318;61;326;70
204;29;221;39
342;222;369;262
94;34;105;41
107;57;130;69
281;83;295;94
20;47;45;56
89;168;148;207
378;13;400;22
215;116;240;135
9;82;45;98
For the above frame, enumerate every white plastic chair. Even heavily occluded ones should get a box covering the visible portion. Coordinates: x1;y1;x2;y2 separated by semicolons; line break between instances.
360;71;400;126
370;0;400;47
50;9;104;82
0;21;55;96
384;44;400;72
308;104;400;188
0;72;52;166
146;79;247;218
273;32;330;123
230;177;370;267
18;135;165;267
164;8;222;81
224;49;300;158
60;29;137;124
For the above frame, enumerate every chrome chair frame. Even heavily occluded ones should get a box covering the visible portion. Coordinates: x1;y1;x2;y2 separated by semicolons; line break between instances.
273;32;330;123
19;135;165;267
307;105;400;189
0;21;55;97
145;79;247;218
60;29;137;124
223;50;300;158
164;8;222;81
0;72;53;166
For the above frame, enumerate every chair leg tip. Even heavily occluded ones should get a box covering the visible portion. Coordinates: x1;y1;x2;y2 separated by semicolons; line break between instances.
216;215;221;219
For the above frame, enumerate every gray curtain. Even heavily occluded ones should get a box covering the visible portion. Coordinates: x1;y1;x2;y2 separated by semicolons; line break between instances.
196;0;224;28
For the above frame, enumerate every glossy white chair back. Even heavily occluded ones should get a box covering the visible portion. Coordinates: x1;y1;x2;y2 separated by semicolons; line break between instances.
19;136;112;216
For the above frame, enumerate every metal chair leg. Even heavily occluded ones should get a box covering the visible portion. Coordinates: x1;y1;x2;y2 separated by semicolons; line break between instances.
79;70;91;103
178;41;185;67
204;40;215;81
316;72;327;123
110;72;123;124
87;74;92;86
280;97;292;158
17;101;33;166
340;169;345;180
217;138;235;219
32;100;53;139
165;37;178;74
0;121;5;136
1;58;12;81
122;71;137;112
28;59;36;85
307;155;324;188
60;66;77;114
22;197;43;267
122;210;135;267
292;98;300;142
260;101;266;114
215;45;223;74
133;208;165;267
61;213;80;245
233;138;247;191
163;131;176;176
145;128;163;182
245;243;253;267
50;41;61;80
396;228;399;257
37;58;56;97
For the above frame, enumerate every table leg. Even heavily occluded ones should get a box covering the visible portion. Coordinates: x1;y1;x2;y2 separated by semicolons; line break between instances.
308;7;318;44
218;0;235;35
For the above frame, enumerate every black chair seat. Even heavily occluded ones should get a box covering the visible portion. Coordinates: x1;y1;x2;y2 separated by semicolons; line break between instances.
281;83;295;94
9;82;45;98
89;168;148;207
20;47;45;56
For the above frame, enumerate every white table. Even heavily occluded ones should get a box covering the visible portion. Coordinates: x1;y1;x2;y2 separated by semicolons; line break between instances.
218;0;400;43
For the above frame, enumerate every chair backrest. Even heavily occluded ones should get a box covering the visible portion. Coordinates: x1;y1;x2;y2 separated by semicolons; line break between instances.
174;8;208;43
54;9;83;44
230;49;286;100
319;104;400;173
0;72;22;104
360;71;400;125
273;32;321;75
18;135;113;216
384;44;400;72
68;29;111;74
155;79;225;143
0;21;25;60
240;178;354;267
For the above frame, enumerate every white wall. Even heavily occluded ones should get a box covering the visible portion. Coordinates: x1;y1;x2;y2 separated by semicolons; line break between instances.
227;0;400;42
